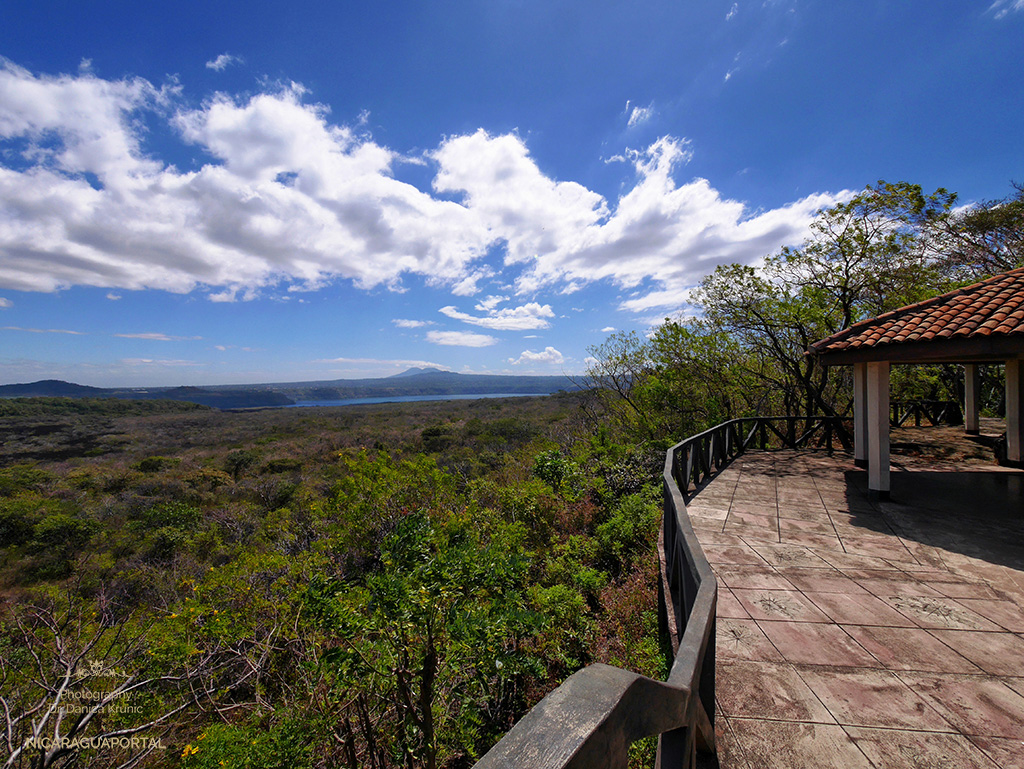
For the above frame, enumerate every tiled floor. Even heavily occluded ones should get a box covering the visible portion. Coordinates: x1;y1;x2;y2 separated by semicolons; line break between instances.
686;434;1024;769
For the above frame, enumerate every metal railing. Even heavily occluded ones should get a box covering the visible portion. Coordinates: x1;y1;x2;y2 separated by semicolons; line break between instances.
890;400;963;428
473;416;848;768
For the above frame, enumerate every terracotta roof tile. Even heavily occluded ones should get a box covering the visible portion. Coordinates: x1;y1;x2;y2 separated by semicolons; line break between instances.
810;267;1024;356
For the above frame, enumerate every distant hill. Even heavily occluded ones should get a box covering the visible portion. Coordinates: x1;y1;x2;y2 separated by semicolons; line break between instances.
0;371;580;410
0;379;108;398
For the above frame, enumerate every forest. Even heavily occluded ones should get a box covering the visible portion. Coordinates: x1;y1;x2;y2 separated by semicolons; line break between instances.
1;180;1022;769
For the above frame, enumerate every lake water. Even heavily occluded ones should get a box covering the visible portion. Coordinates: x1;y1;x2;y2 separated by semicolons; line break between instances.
285;392;554;408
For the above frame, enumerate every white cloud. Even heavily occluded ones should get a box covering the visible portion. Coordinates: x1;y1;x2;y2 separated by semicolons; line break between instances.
113;332;203;341
474;294;508;312
990;0;1024;17
0;298;10;308
626;102;654;127
726;3;739;21
426;330;497;347
0;61;843;315
439;301;554;330
121;358;199;367
393;318;433;328
601;326;616;333
509;346;564;365
3;325;84;334
106;292;121;300
206;54;242;71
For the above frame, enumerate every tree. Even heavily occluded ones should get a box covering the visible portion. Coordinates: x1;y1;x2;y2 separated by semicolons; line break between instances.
940;182;1024;278
694;182;958;424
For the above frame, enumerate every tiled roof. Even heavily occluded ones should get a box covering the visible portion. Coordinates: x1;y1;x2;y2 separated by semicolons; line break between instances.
810;267;1024;358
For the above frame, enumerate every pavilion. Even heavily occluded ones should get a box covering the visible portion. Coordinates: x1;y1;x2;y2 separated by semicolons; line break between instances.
809;267;1024;496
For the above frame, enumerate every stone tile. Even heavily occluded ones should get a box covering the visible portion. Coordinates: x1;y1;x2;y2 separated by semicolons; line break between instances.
717;587;751;619
723;523;780;543
927;630;1024;676
757;621;879;667
717;565;795;591
797;667;955;731
748;544;831;568
955;598;1024;632
970;736;1024;769
843;625;981;673
717;618;784;662
899;672;1024;738
804;591;918;627
716;660;835;722
729;499;777;515
684;503;730;521
712;715;753;769
703;543;770;566
840;536;918;562
780;532;845;551
778;507;833;523
733;590;832;623
881;595;1005;631
779;517;836;535
775;568;867;594
726;511;778;529
845;727;1002;768
816;550;894;571
921;579;1007;600
857;577;945;598
726;719;873;769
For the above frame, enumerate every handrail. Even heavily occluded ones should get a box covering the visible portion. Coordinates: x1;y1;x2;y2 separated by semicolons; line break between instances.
473;416;846;769
890;400;963;428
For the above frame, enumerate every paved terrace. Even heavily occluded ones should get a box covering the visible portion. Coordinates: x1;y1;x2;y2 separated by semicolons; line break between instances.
685;425;1024;768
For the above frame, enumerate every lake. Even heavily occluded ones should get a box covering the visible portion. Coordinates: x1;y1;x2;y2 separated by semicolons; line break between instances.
284;392;554;408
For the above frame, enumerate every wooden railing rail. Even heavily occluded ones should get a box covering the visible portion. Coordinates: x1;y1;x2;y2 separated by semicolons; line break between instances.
890;400;963;428
473;416;847;769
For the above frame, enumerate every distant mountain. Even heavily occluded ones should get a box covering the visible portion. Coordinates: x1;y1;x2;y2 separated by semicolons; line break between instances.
0;379;108;398
390;367;449;378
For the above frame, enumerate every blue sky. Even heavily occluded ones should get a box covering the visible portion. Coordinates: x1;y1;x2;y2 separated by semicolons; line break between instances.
1;1;1022;387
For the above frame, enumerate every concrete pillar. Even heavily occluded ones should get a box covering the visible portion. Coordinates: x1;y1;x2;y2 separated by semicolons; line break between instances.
867;361;891;497
965;364;980;435
853;362;868;467
1007;359;1023;465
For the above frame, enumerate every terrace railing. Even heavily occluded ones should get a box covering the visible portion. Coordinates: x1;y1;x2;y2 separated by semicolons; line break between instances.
890;400;963;428
473;416;847;769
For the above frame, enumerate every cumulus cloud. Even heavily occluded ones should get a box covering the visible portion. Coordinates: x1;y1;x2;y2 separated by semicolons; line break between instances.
0;60;843;314
426;330;497;347
206;54;242;71
393;318;433;328
509;346;564;365
601;326;616;333
0;298;10;308
439;300;554;330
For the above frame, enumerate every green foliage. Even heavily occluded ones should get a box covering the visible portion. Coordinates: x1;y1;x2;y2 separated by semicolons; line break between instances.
224;449;259;480
135;455;176;473
596;490;662;576
0;464;53;496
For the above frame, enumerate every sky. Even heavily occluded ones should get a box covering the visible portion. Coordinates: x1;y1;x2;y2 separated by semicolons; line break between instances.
1;1;1022;388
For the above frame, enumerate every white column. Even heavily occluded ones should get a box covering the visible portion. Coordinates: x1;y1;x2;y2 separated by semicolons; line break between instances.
1007;359;1023;465
867;361;891;496
965;364;980;435
853;362;869;467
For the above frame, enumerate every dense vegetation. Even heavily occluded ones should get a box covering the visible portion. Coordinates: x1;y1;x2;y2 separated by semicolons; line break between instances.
0;395;664;768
